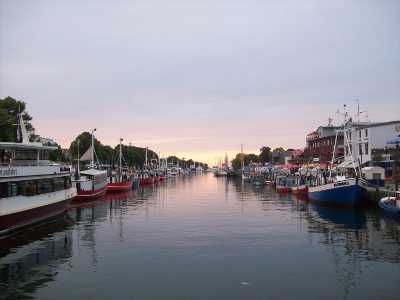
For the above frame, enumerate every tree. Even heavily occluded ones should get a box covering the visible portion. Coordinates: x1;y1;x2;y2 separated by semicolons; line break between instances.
0;96;34;142
259;146;272;164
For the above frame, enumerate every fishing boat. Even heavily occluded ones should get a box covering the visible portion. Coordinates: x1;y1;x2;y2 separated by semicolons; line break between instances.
139;172;154;186
214;168;227;177
291;176;308;195
107;138;133;193
139;148;154;186
275;175;290;193
74;129;108;201
308;108;367;207
0;113;76;235
379;193;400;219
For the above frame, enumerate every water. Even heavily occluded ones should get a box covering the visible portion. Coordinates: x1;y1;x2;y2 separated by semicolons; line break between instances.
1;174;400;300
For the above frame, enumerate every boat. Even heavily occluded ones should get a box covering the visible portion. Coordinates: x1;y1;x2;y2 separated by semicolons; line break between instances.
308;108;367;207
107;138;133;193
275;175;290;193
250;174;265;186
73;129;107;201
214;168;227;177
291;176;308;195
0;113;76;236
379;193;400;219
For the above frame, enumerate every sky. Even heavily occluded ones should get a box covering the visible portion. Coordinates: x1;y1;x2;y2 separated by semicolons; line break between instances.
1;0;399;165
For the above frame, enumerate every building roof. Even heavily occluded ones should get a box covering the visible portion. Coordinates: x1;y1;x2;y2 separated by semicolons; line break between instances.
356;120;400;129
0;142;57;151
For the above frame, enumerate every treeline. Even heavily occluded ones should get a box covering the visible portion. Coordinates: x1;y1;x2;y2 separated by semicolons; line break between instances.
231;146;291;170
165;156;208;169
0;96;207;169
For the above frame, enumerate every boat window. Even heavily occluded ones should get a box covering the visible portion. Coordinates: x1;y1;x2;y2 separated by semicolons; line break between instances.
0;182;8;198
20;181;37;196
54;177;66;191
365;129;368;138
365;143;369;155
37;180;54;194
1;176;71;198
359;144;363;155
7;182;18;197
372;173;381;180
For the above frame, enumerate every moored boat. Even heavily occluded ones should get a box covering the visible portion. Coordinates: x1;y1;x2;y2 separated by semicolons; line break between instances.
291;176;308;195
214;169;227;177
0;114;76;236
379;193;400;219
308;177;368;206
307;108;367;207
73;129;107;201
106;138;133;193
275;176;290;193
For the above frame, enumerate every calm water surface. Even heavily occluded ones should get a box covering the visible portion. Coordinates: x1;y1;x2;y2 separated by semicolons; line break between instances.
1;174;400;300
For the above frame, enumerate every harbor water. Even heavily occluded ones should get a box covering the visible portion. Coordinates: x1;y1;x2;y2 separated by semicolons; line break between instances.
1;174;399;300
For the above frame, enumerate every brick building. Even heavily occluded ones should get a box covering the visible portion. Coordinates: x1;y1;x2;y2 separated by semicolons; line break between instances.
303;126;344;163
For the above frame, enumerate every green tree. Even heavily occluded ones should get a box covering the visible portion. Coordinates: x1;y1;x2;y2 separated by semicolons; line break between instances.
259;146;272;164
0;96;34;142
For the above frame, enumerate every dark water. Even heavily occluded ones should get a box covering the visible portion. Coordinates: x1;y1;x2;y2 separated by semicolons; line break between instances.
1;174;400;300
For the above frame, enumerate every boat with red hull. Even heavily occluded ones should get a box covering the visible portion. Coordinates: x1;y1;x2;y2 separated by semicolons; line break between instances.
292;185;308;195
73;185;107;202
275;176;291;193
72;129;108;202
140;177;154;186
107;179;133;193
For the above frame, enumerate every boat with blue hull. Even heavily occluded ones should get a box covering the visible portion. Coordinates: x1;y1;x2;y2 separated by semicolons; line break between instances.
308;178;367;207
379;194;400;219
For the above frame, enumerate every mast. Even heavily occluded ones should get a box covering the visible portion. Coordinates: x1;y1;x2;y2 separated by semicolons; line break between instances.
241;144;244;170
77;139;80;177
145;147;148;169
91;128;96;169
119;138;123;181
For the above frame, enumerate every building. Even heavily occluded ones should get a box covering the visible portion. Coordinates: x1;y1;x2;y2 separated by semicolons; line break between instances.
303;125;344;163
345;120;400;166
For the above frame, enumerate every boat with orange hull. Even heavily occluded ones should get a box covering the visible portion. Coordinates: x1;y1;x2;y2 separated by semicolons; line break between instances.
107;179;133;193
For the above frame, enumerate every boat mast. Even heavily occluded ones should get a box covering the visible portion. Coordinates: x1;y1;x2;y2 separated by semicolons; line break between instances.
91;128;96;169
145;147;148;169
77;139;80;177
119;138;123;181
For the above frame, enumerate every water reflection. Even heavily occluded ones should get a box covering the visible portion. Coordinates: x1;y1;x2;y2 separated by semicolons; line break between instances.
1;175;399;300
0;217;73;299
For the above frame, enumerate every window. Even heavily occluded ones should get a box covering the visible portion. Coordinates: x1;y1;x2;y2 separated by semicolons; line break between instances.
365;129;368;138
7;183;18;197
359;144;363;155
37;180;54;194
365;143;369;155
359;130;362;139
54;177;66;191
372;173;381;180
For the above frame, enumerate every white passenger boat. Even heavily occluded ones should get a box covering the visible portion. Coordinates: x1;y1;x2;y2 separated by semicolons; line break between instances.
0;114;76;235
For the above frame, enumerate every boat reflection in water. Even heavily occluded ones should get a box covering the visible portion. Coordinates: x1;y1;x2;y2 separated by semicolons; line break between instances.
0;217;73;299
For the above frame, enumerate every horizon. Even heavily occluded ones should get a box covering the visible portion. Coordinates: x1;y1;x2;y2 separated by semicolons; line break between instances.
1;1;399;165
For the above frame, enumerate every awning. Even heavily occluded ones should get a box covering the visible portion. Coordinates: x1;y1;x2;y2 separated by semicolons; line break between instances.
336;160;359;169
